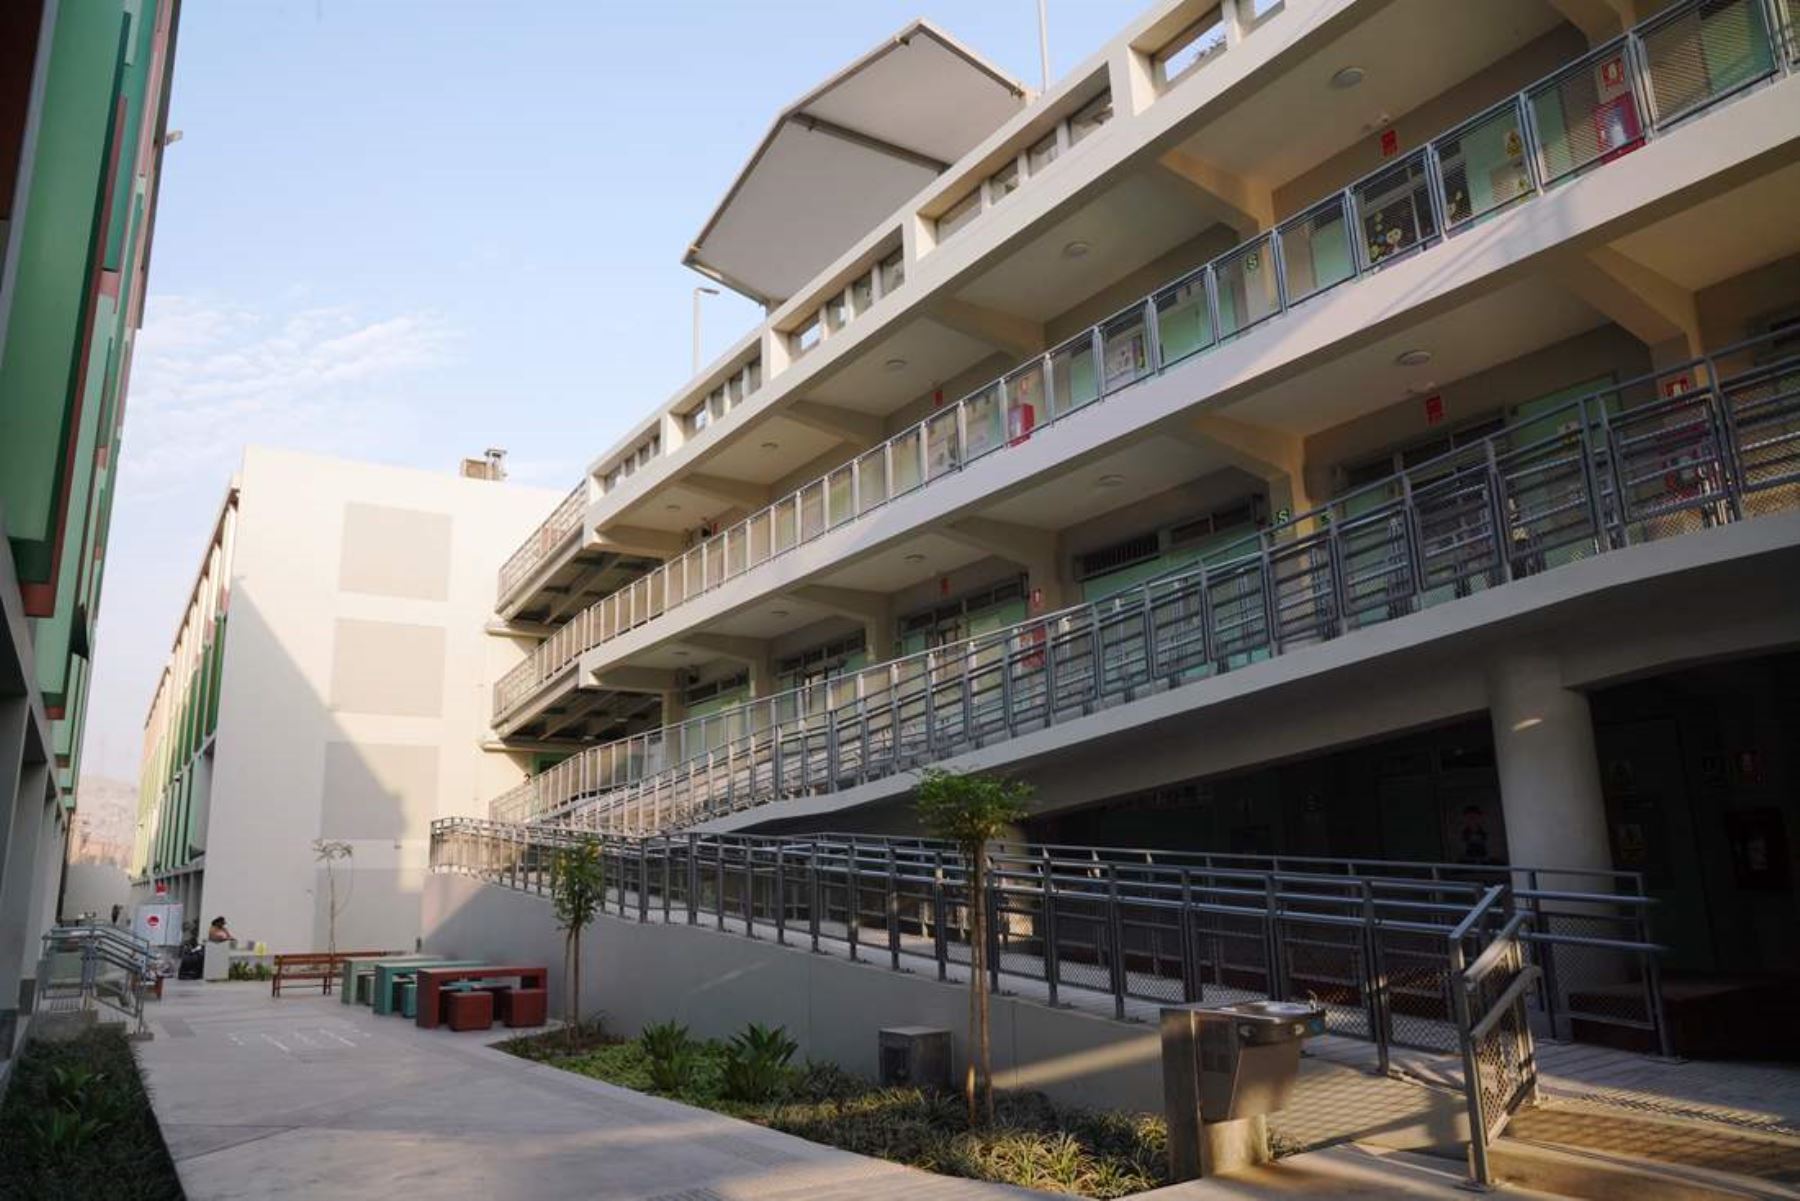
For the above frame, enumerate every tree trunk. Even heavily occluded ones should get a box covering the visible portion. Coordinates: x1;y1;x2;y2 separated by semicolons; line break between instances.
976;843;994;1126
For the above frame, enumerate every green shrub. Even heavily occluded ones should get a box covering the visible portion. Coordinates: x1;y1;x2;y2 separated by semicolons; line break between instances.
641;1021;700;1093
720;1022;797;1102
0;1027;182;1201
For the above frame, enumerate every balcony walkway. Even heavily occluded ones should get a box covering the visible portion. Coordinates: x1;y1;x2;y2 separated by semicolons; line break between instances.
138;980;1554;1201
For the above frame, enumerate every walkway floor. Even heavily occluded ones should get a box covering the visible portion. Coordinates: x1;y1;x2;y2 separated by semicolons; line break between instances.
137;982;1556;1201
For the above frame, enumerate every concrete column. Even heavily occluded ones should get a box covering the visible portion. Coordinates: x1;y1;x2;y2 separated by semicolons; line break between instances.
1486;654;1613;887
0;697;25;905
0;760;51;1037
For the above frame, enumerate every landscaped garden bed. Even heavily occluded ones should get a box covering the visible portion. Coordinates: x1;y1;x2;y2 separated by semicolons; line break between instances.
0;1025;184;1201
500;1021;1171;1198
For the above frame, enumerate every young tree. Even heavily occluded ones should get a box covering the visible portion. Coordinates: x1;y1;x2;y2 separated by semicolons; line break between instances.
915;768;1031;1126
311;840;353;959
551;839;606;1049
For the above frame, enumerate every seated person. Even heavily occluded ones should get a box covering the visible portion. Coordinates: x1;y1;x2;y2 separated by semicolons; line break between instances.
207;915;235;944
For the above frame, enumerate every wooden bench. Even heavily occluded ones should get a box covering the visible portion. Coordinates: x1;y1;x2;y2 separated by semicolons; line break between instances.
271;950;398;997
415;965;548;1030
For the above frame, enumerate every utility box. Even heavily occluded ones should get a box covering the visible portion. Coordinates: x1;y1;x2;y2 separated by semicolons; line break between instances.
879;1026;951;1091
132;902;183;947
1161;1000;1325;1180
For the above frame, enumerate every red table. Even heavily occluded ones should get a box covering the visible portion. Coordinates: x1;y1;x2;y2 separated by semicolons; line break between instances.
414;965;548;1030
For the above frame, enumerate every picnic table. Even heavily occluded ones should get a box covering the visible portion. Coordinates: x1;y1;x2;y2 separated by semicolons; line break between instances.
415;965;548;1031
341;954;438;1006
372;958;483;1016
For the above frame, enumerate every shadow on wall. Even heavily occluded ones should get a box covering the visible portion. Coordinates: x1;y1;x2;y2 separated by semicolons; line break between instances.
421;870;1167;1115
185;592;451;956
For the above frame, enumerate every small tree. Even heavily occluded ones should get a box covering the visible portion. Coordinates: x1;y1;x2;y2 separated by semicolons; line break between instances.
551;839;606;1049
312;840;353;959
915;768;1031;1126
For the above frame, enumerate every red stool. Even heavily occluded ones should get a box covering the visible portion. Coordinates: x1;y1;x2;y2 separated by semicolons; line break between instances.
504;987;547;1028
446;989;494;1032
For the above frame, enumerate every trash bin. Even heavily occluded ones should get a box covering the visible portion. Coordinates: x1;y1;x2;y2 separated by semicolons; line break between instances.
1160;1000;1325;1180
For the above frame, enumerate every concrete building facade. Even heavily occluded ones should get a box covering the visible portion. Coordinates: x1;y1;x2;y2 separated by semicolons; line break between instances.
131;447;561;954
1;0;180;1061
476;0;1800;1013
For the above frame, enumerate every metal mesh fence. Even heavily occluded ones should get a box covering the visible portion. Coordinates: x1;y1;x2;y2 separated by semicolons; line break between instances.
1637;0;1776;129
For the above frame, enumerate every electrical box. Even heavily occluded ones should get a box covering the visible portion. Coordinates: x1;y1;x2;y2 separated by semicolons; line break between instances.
133;902;183;947
879;1026;951;1091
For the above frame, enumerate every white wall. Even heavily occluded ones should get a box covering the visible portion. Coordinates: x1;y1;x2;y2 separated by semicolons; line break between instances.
197;447;560;954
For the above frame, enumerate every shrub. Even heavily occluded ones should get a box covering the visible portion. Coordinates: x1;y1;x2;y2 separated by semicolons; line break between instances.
641;1020;699;1093
0;1027;182;1201
720;1022;797;1102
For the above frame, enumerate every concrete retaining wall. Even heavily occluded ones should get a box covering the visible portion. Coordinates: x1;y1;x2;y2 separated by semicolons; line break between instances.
422;871;1162;1113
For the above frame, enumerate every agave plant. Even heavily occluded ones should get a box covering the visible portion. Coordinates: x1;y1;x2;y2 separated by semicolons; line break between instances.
640;1020;698;1093
721;1022;798;1102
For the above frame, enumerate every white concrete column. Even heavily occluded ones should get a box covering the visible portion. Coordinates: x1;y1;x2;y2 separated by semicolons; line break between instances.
1486;654;1612;886
0;760;51;1034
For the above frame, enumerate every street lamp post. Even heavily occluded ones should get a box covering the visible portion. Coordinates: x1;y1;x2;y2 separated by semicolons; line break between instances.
692;286;720;375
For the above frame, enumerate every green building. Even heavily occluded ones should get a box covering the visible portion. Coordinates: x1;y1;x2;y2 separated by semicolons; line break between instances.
0;0;181;1060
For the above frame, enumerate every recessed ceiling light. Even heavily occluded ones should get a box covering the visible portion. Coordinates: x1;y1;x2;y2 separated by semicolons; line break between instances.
1331;66;1365;89
903;552;927;563
883;357;908;372
1394;348;1433;367
1062;240;1091;259
760;441;780;451
770;609;789;619
1096;474;1126;488
672;649;689;659
664;503;682;512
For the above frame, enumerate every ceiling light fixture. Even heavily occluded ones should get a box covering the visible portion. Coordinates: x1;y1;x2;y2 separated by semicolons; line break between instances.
760;440;780;451
1062;239;1091;259
904;552;927;563
883;357;908;372
770;609;789;619
1096;473;1126;488
664;503;682;512
1330;66;1365;89
1394;348;1433;367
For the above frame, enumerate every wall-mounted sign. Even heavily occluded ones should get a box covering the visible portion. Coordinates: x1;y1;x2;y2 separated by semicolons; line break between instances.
1423;393;1445;426
1601;56;1626;90
1379;128;1399;158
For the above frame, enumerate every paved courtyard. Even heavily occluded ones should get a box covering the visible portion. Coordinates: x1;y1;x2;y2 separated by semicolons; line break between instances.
137;981;1543;1201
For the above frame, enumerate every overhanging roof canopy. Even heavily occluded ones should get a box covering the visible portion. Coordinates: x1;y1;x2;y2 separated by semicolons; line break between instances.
685;21;1028;306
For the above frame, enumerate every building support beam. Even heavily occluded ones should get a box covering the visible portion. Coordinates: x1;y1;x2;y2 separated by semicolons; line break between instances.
1156;150;1275;239
783;401;885;451
1182;415;1317;522
683;474;772;512
589;666;683;695
1555;247;1701;370
788;585;895;663
683;634;775;696
926;297;1047;359
942;518;1071;612
594;525;685;559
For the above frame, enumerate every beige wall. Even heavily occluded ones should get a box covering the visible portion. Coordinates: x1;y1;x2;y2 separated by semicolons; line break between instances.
197;447;561;953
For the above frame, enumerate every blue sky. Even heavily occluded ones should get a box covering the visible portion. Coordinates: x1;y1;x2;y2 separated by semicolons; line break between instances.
83;0;1132;784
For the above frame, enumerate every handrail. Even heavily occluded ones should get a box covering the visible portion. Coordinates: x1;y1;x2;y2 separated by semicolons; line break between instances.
491;0;1792;724
496;482;587;610
492;328;1800;825
430;818;1668;1066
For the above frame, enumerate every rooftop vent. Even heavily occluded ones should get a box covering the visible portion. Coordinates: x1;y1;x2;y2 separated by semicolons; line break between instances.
460;448;508;481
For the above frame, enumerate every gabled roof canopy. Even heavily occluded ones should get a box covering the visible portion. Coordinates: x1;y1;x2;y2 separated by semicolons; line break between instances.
685;20;1029;306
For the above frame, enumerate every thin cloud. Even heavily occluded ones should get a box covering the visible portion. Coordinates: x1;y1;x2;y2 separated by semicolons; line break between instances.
124;297;455;494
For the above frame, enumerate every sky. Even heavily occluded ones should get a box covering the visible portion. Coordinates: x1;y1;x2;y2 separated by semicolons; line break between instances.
82;0;1133;786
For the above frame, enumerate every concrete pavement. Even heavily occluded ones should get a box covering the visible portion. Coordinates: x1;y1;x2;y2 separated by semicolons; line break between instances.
136;981;1553;1201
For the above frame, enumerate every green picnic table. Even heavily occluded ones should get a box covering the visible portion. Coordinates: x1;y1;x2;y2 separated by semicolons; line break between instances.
342;954;438;1006
372;958;483;1016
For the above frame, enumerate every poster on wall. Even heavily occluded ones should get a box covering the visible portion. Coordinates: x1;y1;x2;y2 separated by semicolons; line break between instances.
1725;808;1791;891
1442;792;1508;866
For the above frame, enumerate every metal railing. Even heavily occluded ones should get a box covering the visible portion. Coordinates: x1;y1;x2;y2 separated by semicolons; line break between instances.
1453;902;1542;1186
431;821;1665;1083
496;483;587;612
34;921;156;1039
494;334;1800;830
490;0;1793;724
